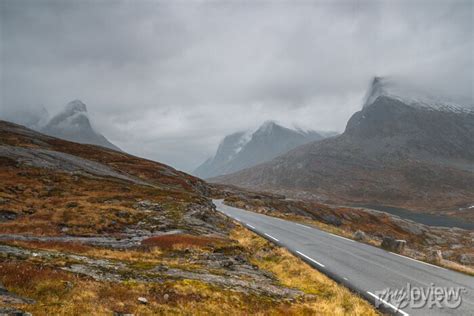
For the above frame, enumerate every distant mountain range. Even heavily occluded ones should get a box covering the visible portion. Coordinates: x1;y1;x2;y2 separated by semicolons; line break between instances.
1;100;120;151
194;121;337;178
211;77;474;215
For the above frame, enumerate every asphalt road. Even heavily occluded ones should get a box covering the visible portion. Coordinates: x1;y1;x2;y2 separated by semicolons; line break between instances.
214;199;474;316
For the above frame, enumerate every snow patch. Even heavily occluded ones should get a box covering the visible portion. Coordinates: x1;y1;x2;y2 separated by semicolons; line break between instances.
233;130;252;155
364;77;473;114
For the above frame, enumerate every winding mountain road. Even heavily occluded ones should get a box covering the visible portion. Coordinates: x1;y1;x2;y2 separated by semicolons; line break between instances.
214;199;474;316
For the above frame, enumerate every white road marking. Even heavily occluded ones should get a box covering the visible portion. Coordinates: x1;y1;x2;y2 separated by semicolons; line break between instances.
328;233;355;243
343;277;348;281
389;252;446;270
264;233;279;242
234;217;240;222
295;223;310;229
296;250;325;267
367;291;409;316
246;224;256;229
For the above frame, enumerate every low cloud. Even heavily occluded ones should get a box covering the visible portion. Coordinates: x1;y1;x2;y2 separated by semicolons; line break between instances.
1;0;472;171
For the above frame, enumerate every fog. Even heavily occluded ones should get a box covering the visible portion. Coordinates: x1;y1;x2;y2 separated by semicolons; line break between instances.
1;0;472;171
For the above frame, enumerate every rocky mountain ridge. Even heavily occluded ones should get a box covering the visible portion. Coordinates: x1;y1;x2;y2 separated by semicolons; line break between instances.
194;121;335;178
211;78;474;216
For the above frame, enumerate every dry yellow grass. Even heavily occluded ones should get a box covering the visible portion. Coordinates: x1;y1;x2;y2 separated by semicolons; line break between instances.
230;226;379;316
439;260;474;276
1;227;380;316
0;260;341;316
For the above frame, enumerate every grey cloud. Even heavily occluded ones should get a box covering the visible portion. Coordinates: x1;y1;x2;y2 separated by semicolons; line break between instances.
1;0;472;171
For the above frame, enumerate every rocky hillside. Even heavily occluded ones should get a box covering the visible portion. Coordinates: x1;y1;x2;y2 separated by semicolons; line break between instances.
211;78;474;216
194;121;333;178
0;120;376;315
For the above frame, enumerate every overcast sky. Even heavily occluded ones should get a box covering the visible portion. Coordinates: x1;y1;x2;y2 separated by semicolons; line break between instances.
1;0;472;172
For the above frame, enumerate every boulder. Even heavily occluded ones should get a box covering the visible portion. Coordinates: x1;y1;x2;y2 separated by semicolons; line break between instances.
459;254;474;265
381;236;406;253
427;249;443;264
353;230;367;241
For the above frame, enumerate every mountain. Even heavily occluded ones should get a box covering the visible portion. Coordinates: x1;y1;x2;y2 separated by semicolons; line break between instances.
194;121;333;178
41;100;121;151
211;77;474;216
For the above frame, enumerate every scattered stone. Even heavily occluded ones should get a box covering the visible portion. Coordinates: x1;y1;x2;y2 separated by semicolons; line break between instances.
0;242;303;299
353;230;367;241
137;297;148;305
0;211;17;222
381;236;406;253
163;293;169;301
135;201;163;212
427;250;443;264
459;254;474;265
0;307;32;316
219;260;234;268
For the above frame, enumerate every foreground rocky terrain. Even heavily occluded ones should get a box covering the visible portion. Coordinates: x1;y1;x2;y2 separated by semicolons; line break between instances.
213;184;474;274
0;121;376;315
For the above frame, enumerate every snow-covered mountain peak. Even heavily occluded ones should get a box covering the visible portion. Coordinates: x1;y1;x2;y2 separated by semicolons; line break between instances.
363;76;473;114
255;120;279;134
194;121;335;178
